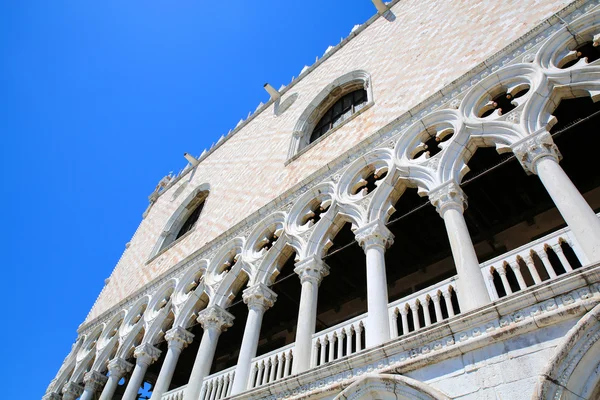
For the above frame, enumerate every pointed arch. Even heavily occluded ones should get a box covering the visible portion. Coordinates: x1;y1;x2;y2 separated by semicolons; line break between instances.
334;373;450;400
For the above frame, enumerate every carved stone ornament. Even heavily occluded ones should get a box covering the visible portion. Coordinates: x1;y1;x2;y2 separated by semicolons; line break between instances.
294;256;330;285
354;220;394;251
197;305;235;332
429;181;467;215
133;343;161;366
62;381;84;399
42;393;61;400
107;357;133;378
165;326;194;351
243;283;278;312
511;129;561;175
83;370;108;392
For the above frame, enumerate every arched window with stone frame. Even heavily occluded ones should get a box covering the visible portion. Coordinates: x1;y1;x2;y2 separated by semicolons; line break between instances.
288;70;374;160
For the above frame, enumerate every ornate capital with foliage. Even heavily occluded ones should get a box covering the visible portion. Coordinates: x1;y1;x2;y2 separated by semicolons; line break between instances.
42;393;61;400
354;220;394;251
133;343;161;367
294;256;330;285
62;381;83;399
197;305;235;332
429;181;467;215
107;357;133;378
511;129;561;175
243;283;278;312
165;326;194;351
83;371;107;392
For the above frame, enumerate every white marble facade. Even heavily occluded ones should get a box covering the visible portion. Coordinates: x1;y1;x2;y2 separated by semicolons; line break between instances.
46;1;600;399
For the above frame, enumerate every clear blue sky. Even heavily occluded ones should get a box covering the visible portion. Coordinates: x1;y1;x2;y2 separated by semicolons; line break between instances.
1;1;377;398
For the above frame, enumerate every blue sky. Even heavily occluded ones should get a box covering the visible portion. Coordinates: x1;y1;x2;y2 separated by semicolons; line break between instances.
1;1;376;398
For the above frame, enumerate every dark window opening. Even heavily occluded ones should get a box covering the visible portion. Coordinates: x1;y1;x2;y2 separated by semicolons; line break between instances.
479;88;529;118
310;88;368;143
176;200;205;240
352;170;388;196
560;42;600;69
412;130;454;159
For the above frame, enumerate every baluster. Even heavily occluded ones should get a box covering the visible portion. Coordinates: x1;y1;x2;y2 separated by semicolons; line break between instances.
423;297;432;326
211;379;220;400
486;269;499;300
261;360;270;385
525;253;542;284
319;337;327;365
207;381;216;400
400;307;409;335
311;341;319;367
215;377;224;400
279;353;287;379
328;334;336;362
553;242;573;272
198;381;208;400
256;362;265;387
508;260;527;290
285;351;293;377
540;246;558;278
390;310;399;337
443;290;455;317
346;327;353;355
226;373;234;396
356;323;364;351
410;302;420;330
269;357;277;382
248;364;258;389
337;331;344;359
497;265;513;295
432;293;443;322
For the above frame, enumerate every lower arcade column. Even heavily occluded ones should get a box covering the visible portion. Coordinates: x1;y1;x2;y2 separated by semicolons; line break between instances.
80;371;108;400
121;343;161;400
62;381;83;400
99;357;133;400
149;327;194;399
184;305;234;400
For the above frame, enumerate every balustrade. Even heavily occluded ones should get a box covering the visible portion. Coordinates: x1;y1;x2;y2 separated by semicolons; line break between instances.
311;315;366;368
247;344;293;390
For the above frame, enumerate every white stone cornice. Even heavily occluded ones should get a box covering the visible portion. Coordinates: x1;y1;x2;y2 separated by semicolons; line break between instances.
294;256;330;285
107;357;133;378
197;305;235;332
242;283;278;312
511;128;562;175
164;326;194;351
133;343;161;367
83;371;107;392
428;181;467;215
354;220;394;251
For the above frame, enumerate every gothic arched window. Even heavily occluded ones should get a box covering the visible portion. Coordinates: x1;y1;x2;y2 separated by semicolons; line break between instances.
310;88;368;143
175;199;205;240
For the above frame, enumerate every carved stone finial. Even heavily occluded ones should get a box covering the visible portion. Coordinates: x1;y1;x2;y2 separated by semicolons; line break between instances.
294;256;330;285
83;371;108;392
429;181;467;215
242;283;278;312
133;343;161;367
165;326;194;351
62;382;84;400
197;305;235;332
354;220;394;251
511;129;561;175
107;357;133;378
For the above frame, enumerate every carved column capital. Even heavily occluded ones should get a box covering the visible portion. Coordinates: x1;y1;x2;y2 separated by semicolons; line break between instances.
354;220;394;251
429;181;467;215
133;343;161;367
197;305;235;333
42;393;61;400
83;371;108;392
62;381;83;400
165;326;194;352
294;256;330;285
107;357;133;378
511;129;561;175
242;283;278;313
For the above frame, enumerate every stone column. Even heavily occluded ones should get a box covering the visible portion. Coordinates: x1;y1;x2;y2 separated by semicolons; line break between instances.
121;343;161;400
99;358;133;400
512;129;600;263
355;220;394;347
292;256;330;374
80;371;108;400
149;327;194;400
62;381;83;400
231;283;277;395
429;181;491;311
184;305;234;400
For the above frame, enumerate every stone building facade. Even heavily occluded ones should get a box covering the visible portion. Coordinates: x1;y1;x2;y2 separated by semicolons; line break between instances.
45;0;600;399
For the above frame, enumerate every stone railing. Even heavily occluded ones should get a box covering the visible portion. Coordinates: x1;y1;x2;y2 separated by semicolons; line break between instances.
198;366;235;400
248;343;295;390
480;226;586;300
162;384;186;400
311;314;366;368
388;276;460;338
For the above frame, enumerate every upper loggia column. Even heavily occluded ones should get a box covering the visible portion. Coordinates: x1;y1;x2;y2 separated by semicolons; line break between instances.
80;371;108;400
99;358;133;400
184;305;234;400
61;382;83;400
231;283;277;395
512;129;600;263
121;343;161;400
354;220;394;347
292;256;330;374
429;181;491;311
149;327;194;400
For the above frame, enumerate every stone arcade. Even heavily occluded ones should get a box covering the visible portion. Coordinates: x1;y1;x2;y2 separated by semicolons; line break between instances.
45;1;600;399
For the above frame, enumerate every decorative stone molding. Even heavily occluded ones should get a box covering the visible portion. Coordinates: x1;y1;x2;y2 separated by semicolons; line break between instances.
428;181;467;215
83;370;108;392
354;220;394;251
107;357;133;378
62;381;83;400
242;283;278;313
197;305;235;332
294;256;330;285
333;374;450;400
133;343;161;367
41;393;61;400
165;326;194;351
511;129;562;175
